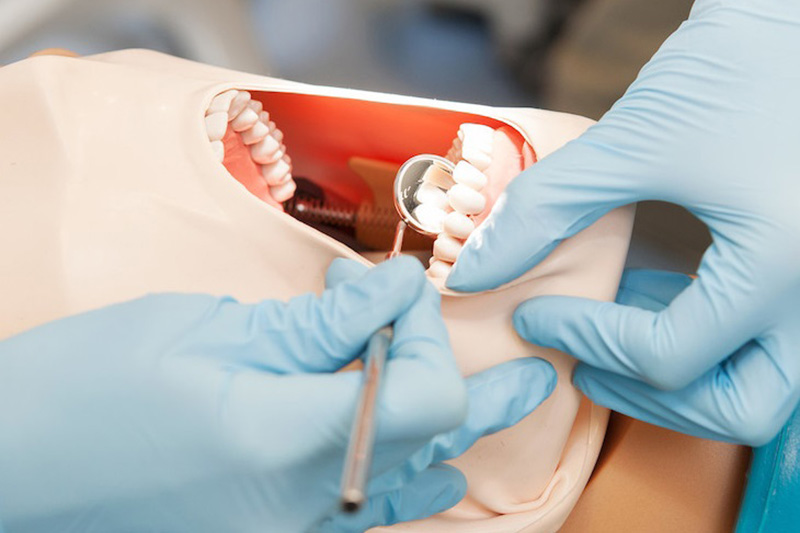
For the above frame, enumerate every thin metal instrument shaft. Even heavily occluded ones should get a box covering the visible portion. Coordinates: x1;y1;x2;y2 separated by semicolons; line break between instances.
340;220;407;512
387;220;407;260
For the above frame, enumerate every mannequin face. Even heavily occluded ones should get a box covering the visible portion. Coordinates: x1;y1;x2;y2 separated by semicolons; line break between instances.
0;50;633;532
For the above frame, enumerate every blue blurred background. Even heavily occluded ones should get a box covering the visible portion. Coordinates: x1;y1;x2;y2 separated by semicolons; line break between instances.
0;0;549;105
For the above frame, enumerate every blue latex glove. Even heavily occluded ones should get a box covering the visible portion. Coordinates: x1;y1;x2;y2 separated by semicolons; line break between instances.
317;259;555;533
0;256;555;532
447;0;800;446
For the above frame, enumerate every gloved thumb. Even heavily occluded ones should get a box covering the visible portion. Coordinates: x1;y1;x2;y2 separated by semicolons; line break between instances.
257;256;426;373
446;122;650;293
325;257;370;289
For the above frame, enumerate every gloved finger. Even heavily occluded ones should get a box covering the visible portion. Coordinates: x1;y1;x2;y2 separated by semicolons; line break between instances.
366;357;556;497
316;464;466;533
325;257;369;289
573;330;800;446
615;269;693;310
406;358;555;471
377;280;467;443
255;256;426;373
514;244;769;390
446;125;653;293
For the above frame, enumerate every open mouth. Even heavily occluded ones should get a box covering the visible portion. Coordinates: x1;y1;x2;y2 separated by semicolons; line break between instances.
205;89;536;276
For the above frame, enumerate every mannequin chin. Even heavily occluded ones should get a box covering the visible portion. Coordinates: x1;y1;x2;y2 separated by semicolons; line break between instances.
0;49;635;532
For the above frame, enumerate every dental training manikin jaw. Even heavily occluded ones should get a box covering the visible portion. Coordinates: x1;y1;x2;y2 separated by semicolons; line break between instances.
0;51;633;532
426;124;536;279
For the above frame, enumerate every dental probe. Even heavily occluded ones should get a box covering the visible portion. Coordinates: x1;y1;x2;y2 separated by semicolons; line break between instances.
339;220;405;513
340;155;456;513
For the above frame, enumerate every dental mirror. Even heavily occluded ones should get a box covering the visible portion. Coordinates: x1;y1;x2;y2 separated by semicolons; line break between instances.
393;154;456;238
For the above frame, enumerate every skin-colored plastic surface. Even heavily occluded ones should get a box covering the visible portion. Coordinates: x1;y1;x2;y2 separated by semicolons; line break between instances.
0;50;634;532
561;413;749;533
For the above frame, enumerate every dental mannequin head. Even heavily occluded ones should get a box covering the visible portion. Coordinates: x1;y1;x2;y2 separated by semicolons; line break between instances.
0;50;634;532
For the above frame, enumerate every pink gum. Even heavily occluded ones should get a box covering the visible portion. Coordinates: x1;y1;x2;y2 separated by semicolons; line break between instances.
222;126;283;210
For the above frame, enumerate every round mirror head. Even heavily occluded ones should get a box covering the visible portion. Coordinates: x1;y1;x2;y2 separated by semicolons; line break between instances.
393;154;456;236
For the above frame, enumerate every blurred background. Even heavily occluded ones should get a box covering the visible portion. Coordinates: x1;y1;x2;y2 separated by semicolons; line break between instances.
0;0;706;272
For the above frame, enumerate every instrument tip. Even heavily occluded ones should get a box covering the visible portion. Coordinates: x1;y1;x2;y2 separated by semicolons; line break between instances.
341;489;365;513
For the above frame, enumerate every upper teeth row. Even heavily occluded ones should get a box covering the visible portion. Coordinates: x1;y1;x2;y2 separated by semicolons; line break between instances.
422;123;495;278
204;90;295;203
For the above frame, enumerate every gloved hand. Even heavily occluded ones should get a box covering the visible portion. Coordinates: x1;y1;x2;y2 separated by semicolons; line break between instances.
0;256;556;533
447;0;800;446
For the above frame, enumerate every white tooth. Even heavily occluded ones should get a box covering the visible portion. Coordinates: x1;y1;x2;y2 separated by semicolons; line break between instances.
251;136;282;164
274;172;293;187
446;141;462;162
251;136;281;164
443;211;475;239
461;143;491;171
247;100;263;114
411;204;446;234
207;90;238;116
453;160;487;190
433;234;463;263
272;127;284;144
231;108;259;132
228;91;251;120
204;112;228;142
427;260;453;278
459;123;494;143
272;148;286;164
261;158;292;186
259;111;271;124
415;183;449;210
450;136;463;155
447;184;486;215
270;179;296;203
240;120;269;145
422;162;455;190
459;124;494;171
209;140;224;162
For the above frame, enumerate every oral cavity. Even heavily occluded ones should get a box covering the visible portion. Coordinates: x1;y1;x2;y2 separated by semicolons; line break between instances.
205;92;534;269
204;90;295;207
